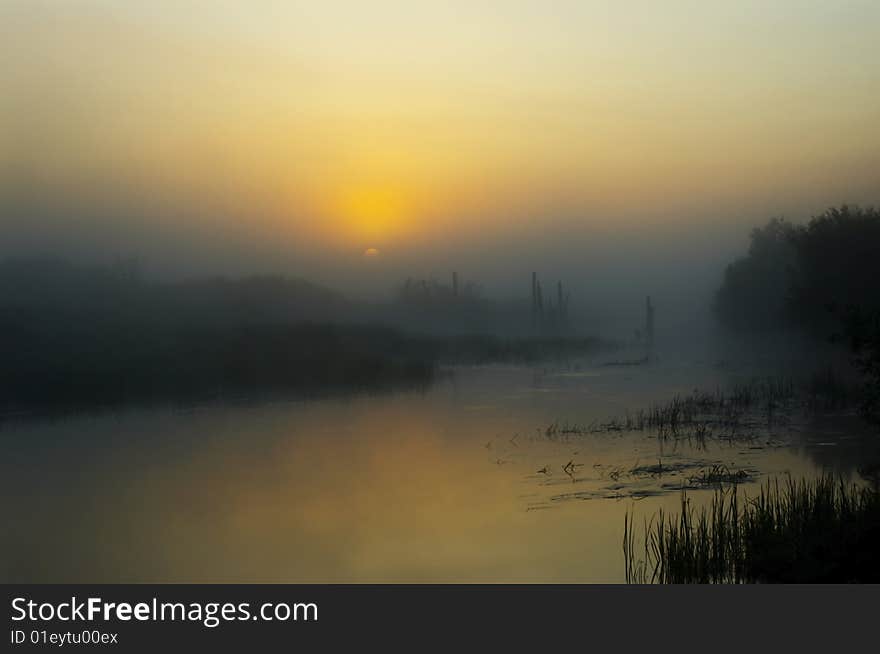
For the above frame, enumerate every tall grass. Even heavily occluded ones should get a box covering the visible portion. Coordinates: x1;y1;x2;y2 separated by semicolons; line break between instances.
624;475;880;583
553;372;863;445
547;377;798;443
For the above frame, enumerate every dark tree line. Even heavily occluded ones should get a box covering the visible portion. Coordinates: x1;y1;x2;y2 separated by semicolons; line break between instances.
715;205;880;417
0;259;607;412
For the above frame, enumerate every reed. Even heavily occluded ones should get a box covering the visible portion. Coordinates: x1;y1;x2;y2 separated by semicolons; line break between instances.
623;475;880;583
559;373;861;445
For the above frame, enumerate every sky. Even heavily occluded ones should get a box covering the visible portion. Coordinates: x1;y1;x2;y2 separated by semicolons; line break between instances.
2;0;879;303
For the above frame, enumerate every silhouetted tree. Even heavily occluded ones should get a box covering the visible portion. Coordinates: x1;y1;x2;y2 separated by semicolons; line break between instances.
715;205;880;420
714;217;797;332
788;205;880;337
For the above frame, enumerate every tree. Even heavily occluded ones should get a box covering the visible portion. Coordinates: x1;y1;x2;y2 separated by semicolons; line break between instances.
715;205;880;421
788;205;880;338
714;217;797;332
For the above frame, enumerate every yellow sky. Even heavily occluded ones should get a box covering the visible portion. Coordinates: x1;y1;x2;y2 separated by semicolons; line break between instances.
3;1;879;257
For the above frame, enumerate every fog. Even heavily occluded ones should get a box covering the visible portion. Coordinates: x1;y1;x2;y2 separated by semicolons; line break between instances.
4;2;880;591
3;0;879;344
1;190;741;345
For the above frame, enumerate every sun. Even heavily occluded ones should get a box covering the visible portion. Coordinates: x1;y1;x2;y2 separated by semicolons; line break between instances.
338;185;409;243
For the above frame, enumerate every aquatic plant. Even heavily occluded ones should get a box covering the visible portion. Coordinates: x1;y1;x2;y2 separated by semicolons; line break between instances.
549;373;864;447
686;464;750;487
623;475;880;583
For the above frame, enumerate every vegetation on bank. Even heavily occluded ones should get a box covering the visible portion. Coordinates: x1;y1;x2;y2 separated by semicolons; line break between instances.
715;205;880;336
0;259;609;412
624;476;880;583
543;369;860;447
1;322;438;410
714;205;880;421
1;325;610;411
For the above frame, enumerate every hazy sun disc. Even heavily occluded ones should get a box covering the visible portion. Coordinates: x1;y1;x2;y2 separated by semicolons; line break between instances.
335;185;411;244
363;247;381;258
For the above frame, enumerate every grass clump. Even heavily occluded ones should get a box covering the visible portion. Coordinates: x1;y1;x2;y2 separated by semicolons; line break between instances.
624;475;880;583
555;372;863;446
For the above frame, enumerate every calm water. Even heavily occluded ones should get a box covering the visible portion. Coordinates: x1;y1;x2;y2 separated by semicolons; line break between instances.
2;358;877;582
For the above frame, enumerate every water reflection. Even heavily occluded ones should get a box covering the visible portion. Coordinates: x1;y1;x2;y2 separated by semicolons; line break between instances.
1;363;875;582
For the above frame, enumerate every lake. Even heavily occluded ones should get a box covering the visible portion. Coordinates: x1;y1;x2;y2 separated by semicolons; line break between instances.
2;356;876;582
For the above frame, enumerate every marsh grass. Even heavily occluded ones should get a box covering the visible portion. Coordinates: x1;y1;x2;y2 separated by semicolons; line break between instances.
623;475;880;583
686;464;751;487
550;372;863;445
